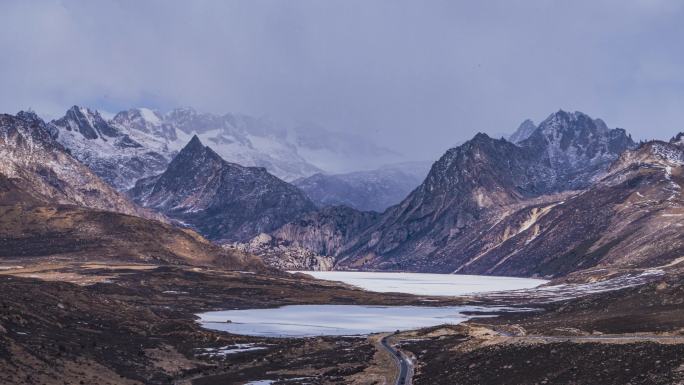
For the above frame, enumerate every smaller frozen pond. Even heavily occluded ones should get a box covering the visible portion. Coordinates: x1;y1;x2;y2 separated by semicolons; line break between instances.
198;305;527;337
291;271;546;296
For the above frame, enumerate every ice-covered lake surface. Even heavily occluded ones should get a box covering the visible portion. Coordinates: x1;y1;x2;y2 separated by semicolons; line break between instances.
291;271;547;296
198;304;529;337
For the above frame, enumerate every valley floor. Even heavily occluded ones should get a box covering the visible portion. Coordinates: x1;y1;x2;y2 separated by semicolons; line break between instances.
0;261;457;385
1;261;683;385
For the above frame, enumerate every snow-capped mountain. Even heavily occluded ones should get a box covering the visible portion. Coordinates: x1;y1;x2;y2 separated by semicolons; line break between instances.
49;105;403;190
520;110;635;190
51;106;173;190
161;108;323;181
128;136;317;242
0;111;161;220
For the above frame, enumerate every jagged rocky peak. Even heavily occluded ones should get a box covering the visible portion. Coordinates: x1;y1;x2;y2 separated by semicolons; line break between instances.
517;109;635;189
6;110;59;144
1;111;57;151
51;105;118;140
48;106;173;191
129;135;316;242
523;110;634;155
272;205;381;257
173;134;225;169
670;132;684;146
508;119;537;144
421;132;540;197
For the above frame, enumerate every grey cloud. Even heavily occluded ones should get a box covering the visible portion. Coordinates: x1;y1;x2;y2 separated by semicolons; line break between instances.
1;0;683;162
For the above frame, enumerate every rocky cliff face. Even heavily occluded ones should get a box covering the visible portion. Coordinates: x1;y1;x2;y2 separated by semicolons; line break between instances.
226;233;335;271
518;110;635;190
332;133;546;269
0;111;162;220
234;205;379;270
447;137;684;277
271;206;381;257
129;136;317;242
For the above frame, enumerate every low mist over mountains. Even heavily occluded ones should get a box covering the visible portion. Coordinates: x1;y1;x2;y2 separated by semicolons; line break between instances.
48;106;401;189
293;161;431;212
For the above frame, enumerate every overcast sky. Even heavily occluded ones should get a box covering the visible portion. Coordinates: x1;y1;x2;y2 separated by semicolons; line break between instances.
1;0;683;160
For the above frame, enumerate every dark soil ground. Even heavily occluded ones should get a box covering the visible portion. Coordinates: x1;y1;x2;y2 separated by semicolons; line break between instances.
403;331;684;385
397;272;684;385
2;261;684;385
0;261;462;385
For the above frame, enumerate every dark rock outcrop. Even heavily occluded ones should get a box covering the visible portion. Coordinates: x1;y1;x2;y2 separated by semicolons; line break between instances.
129;136;317;242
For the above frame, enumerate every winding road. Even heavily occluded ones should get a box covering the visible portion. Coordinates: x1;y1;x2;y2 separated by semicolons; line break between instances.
380;334;412;385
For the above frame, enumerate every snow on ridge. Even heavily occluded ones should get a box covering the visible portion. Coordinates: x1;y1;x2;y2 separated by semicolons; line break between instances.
49;104;406;185
137;107;161;125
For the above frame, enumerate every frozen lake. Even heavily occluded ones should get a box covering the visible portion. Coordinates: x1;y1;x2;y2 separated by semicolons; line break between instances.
198;304;526;337
291;271;546;296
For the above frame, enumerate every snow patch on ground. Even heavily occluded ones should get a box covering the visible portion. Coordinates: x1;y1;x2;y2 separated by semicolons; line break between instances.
482;269;665;304
195;343;268;358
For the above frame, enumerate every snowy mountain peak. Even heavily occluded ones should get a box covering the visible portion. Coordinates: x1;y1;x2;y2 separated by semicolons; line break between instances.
15;110;42;124
166;106;198;119
49;104;403;187
114;107;163;126
0;112;160;220
535;110;612;137
52;105;119;140
112;108;176;142
670;132;684;146
471;132;491;141
50;106;173;190
524;110;633;154
177;134;218;162
508;119;536;144
515;110;635;189
137;107;162;124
